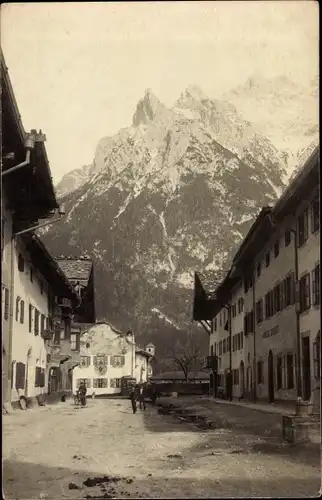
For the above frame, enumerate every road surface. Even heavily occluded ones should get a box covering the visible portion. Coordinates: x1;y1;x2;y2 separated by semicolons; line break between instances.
3;398;321;498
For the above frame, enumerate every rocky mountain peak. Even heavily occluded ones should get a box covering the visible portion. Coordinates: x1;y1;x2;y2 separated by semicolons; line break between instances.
132;89;166;126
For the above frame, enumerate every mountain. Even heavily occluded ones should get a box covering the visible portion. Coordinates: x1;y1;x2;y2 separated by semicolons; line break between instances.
56;164;93;198
41;87;289;366
223;75;318;178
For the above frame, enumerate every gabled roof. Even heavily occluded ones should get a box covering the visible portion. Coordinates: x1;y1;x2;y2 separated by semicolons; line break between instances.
56;256;93;285
145;343;155;348
135;347;153;358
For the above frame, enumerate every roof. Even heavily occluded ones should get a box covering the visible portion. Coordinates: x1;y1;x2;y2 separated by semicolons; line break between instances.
196;270;224;297
135;347;153;358
150;370;209;381
56;256;93;285
145;343;155;348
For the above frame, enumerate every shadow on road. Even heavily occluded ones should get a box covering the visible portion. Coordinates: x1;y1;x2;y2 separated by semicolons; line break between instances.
3;458;321;499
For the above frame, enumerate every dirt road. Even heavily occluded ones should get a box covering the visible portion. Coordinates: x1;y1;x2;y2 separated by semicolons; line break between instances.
3;398;321;498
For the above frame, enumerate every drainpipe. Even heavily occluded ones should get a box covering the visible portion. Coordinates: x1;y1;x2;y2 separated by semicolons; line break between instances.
2;136;35;177
252;269;257;403
6;234;15;405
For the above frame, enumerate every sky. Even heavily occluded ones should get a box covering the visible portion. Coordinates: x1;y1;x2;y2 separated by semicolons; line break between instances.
1;1;319;183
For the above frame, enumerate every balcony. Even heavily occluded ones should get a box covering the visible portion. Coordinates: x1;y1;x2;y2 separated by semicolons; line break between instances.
58;297;72;310
41;329;53;341
206;356;218;371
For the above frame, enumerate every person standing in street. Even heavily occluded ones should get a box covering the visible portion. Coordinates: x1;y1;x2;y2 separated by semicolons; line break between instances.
138;384;146;411
130;385;137;414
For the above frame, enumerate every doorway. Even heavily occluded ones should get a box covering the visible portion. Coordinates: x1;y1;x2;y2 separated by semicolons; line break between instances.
268;350;274;403
302;336;311;401
240;361;245;397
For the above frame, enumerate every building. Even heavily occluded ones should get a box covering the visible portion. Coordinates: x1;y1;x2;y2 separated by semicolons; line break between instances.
1;50;96;409
9;233;80;406
72;322;154;396
193;146;320;408
1;50;58;407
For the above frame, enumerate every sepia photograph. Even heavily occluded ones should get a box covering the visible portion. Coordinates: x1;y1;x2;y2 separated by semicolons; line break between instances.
1;1;320;498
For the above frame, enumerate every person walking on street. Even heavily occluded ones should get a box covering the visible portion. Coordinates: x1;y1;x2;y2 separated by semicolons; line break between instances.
130;386;137;414
138;384;146;411
78;380;87;406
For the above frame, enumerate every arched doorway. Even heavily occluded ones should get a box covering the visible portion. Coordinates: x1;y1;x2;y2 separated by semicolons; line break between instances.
268;350;274;403
240;361;245;397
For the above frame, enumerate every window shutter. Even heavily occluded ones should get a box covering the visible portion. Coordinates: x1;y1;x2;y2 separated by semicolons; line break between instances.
312;270;316;305
290;273;295;304
307;273;311;307
15;297;20;321
20;300;24;324
76;332;80;351
4;288;9;320
93;356;97;367
29;304;32;332
15;362;26;389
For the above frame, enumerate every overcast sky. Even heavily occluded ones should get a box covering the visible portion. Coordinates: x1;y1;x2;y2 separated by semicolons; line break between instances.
1;1;318;183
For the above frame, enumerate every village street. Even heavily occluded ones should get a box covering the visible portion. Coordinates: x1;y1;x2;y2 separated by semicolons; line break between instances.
3;398;321;499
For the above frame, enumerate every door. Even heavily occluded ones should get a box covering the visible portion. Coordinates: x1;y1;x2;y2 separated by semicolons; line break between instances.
302;336;311;401
240;361;245;396
268;350;274;403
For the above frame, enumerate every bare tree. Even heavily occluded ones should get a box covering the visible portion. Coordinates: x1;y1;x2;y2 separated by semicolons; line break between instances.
169;335;201;381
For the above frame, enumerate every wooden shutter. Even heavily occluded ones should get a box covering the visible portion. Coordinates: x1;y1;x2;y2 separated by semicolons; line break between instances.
15;362;25;389
20;300;25;324
4;288;9;320
15;297;20;321
29;304;32;332
40;369;45;388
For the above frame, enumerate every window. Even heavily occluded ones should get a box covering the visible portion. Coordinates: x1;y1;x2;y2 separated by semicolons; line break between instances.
77;378;91;388
265;291;274;319
15;297;20;321
80;356;91;367
219;312;222;327
93;378;108;388
30;267;33;282
298;208;309;247
257;361;264;384
71;334;77;351
238;298;244;314
3;287;10;321
312;264;320;305
214;317;217;331
283;274;294;307
232;304;237;318
29;304;33;332
40;280;44;295
15;362;26;389
35;367;45;388
34;309;40;335
244;275;253;293
265;252;270;267
313;333;320;379
311;197;320;233
219;341;222;356
274;241;279;258
273;284;281;313
256;298;264;324
20;300;25;324
227;336;231;352
232;335;236;352
285;230;291;247
237;333;241;350
18;254;25;272
240;332;243;350
244;311;254;335
299;273;311;313
110;378;121;388
223;339;226;354
276;356;282;390
110;355;125;367
286;354;294;389
257;262;261;277
40;314;45;334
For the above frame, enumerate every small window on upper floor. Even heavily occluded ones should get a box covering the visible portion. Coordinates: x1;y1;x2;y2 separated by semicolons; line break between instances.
285;230;291;247
18;254;25;272
30;267;33;282
274;240;279;258
265;252;270;267
257;262;261;277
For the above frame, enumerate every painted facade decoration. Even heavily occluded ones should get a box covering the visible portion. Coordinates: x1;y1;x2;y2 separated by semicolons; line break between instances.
72;322;154;396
